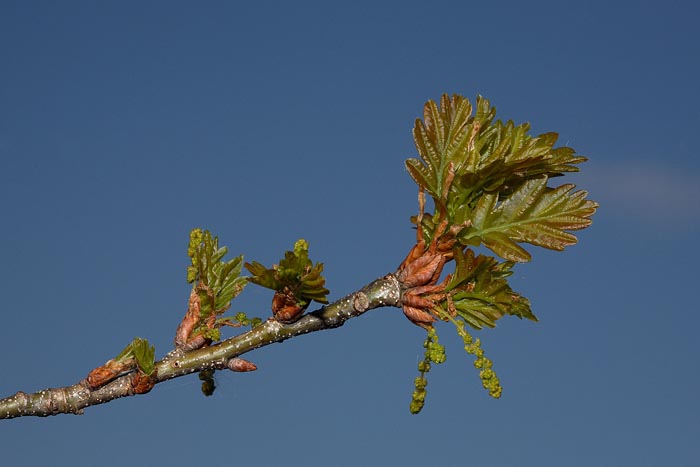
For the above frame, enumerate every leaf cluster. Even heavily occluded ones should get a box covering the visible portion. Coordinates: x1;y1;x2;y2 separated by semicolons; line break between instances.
440;248;535;329
245;239;329;307
403;94;596;332
187;228;248;323
406;94;597;262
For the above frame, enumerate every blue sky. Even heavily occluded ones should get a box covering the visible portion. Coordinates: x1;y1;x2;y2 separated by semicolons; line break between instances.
1;1;698;466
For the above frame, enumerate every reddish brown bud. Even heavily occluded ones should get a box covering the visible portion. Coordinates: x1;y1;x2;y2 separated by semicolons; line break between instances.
86;366;120;390
227;358;257;372
86;358;136;389
131;372;156;394
271;289;305;322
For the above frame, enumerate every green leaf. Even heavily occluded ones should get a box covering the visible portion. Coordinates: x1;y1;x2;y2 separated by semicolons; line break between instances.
459;177;598;262
243;261;281;290
132;338;156;376
481;231;531;263
441;249;536;329
411;94;483;200
405;158;437;195
114;337;156;376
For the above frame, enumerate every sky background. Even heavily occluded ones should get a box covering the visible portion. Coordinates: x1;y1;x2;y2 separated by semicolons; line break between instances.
1;1;698;466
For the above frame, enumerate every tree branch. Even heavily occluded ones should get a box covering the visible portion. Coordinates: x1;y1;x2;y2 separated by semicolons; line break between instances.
0;274;401;419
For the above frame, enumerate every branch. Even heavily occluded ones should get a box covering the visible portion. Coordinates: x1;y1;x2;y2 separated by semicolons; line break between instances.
0;274;401;419
0;94;598;418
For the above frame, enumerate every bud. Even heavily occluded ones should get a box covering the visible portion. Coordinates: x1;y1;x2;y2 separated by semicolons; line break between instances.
131;372;156;394
227;358;257;372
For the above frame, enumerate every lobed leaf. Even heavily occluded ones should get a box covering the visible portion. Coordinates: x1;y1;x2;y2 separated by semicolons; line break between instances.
459;177;598;262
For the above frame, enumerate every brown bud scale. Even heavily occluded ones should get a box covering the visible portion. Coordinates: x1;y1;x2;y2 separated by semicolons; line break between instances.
400;253;444;288
402;305;436;329
175;288;202;348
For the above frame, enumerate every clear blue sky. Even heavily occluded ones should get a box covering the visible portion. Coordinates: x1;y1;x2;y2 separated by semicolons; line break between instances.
1;1;698;466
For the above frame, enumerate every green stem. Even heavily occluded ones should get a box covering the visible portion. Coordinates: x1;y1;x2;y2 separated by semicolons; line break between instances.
0;274;401;419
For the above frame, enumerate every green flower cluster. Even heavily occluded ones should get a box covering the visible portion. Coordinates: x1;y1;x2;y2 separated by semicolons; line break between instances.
410;328;446;414
454;319;502;399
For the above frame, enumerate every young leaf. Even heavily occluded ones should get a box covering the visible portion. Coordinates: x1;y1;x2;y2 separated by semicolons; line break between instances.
441;248;535;329
114;337;156;376
459;177;598;262
406;95;593;247
131;338;156;376
408;94;486;200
